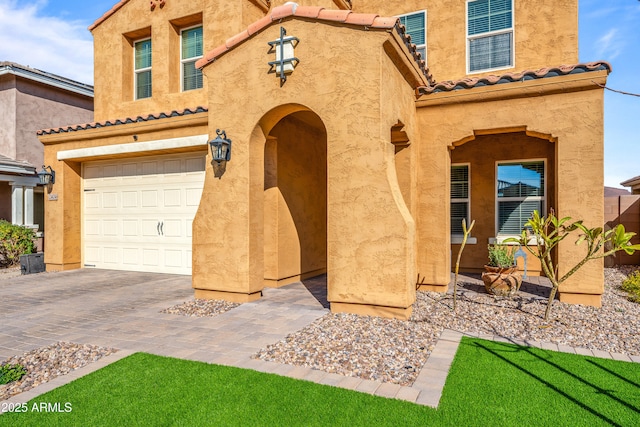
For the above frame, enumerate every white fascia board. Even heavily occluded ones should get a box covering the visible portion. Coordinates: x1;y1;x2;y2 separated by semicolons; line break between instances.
0;174;40;186
57;134;208;161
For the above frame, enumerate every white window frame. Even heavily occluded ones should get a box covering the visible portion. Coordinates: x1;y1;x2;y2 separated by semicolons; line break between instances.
397;10;427;64
180;25;203;92
451;163;476;244
466;0;514;74
494;159;546;240
134;37;152;100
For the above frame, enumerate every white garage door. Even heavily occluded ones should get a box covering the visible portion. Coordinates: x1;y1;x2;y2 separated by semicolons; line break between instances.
83;153;206;275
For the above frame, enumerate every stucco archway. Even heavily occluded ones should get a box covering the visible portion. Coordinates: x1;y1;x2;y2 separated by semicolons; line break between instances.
254;106;328;300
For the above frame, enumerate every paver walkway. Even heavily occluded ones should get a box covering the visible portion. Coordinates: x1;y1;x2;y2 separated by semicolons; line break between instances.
0;269;456;408
1;269;634;410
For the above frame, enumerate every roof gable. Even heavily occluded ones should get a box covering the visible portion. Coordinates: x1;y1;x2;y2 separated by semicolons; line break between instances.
195;3;433;85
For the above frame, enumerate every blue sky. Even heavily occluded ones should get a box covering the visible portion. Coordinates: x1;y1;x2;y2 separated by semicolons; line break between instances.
0;0;638;188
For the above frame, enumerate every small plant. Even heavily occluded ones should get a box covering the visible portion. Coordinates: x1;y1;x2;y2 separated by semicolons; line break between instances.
0;363;27;385
453;219;475;311
621;271;640;303
0;220;35;267
487;243;515;268
508;209;640;321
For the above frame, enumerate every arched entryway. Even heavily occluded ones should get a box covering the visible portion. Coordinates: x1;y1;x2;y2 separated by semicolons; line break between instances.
260;108;328;304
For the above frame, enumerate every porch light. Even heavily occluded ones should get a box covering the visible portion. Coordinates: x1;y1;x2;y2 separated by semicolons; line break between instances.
209;129;232;163
209;129;231;179
268;26;299;84
37;165;55;193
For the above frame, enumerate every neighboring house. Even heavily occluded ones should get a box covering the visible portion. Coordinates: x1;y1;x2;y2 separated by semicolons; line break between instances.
0;62;93;247
38;0;609;319
621;176;640;195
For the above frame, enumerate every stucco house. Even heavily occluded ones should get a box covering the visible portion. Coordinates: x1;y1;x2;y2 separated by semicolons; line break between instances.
38;0;610;319
0;62;93;245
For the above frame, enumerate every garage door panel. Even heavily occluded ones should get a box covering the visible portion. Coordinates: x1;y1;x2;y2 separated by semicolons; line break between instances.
83;153;205;275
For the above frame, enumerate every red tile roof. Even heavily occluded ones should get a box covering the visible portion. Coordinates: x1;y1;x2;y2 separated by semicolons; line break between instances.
88;0;129;31
37;106;207;136
418;61;612;95
195;4;432;84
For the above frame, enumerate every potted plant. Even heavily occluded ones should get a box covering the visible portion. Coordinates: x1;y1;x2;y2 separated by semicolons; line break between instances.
482;243;522;296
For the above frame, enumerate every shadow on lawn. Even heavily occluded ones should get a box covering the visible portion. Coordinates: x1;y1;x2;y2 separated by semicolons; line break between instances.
471;340;640;427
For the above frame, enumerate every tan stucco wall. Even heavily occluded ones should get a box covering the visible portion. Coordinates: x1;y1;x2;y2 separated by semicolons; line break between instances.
450;132;555;274
264;112;328;286
354;0;578;81
192;18;419;317
39;114;208;271
416;73;607;303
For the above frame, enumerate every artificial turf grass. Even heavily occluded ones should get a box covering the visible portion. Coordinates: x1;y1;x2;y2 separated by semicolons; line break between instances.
438;338;640;426
2;337;639;426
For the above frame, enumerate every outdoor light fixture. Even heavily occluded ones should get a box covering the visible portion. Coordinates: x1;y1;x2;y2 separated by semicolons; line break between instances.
268;26;299;84
37;165;55;193
209;129;232;178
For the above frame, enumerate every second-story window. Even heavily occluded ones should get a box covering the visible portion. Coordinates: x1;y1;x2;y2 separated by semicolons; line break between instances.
181;26;203;91
134;38;152;99
398;11;427;62
467;0;513;73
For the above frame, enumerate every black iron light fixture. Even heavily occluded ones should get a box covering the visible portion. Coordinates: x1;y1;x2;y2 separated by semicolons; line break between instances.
37;165;55;193
268;26;300;85
209;129;232;178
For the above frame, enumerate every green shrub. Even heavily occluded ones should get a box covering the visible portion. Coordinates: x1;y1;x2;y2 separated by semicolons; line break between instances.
487;243;515;268
0;363;27;385
621;271;640;303
0;220;35;267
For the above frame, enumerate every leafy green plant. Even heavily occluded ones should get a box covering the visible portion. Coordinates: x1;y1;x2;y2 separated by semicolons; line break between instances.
0;363;27;385
453;219;475;311
507;209;640;321
0;220;35;267
621;271;640;303
486;243;515;268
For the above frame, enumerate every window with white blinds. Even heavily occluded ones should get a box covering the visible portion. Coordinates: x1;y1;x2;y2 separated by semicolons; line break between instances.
134;38;152;99
398;10;427;62
181;26;203;91
496;161;545;236
451;164;470;235
467;0;513;73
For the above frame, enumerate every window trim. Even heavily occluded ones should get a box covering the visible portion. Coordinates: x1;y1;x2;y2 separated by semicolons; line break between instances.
451;163;475;243
134;37;152;100
396;10;427;64
494;158;546;238
466;0;514;74
180;24;203;92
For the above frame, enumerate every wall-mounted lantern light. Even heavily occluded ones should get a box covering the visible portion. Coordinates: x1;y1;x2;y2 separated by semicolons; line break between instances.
37;165;55;193
268;27;299;85
209;129;232;178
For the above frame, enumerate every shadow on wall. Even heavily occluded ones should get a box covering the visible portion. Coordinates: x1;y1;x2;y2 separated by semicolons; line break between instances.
605;195;640;266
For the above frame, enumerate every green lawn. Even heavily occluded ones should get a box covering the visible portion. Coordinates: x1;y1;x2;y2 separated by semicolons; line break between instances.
1;337;639;426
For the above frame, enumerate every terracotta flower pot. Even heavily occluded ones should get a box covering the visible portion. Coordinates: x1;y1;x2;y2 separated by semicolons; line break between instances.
482;265;522;297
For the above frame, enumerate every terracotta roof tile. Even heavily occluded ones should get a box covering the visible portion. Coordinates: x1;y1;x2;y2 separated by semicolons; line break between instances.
293;6;324;19
316;9;352;22
271;3;297;21
226;30;251;50
344;13;379;26
37;106;208;136
88;0;130;31
418;61;612;95
196;6;431;84
247;15;273;36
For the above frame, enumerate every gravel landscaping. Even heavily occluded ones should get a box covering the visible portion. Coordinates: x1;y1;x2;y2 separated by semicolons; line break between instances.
254;266;640;386
0;342;117;401
161;299;240;317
